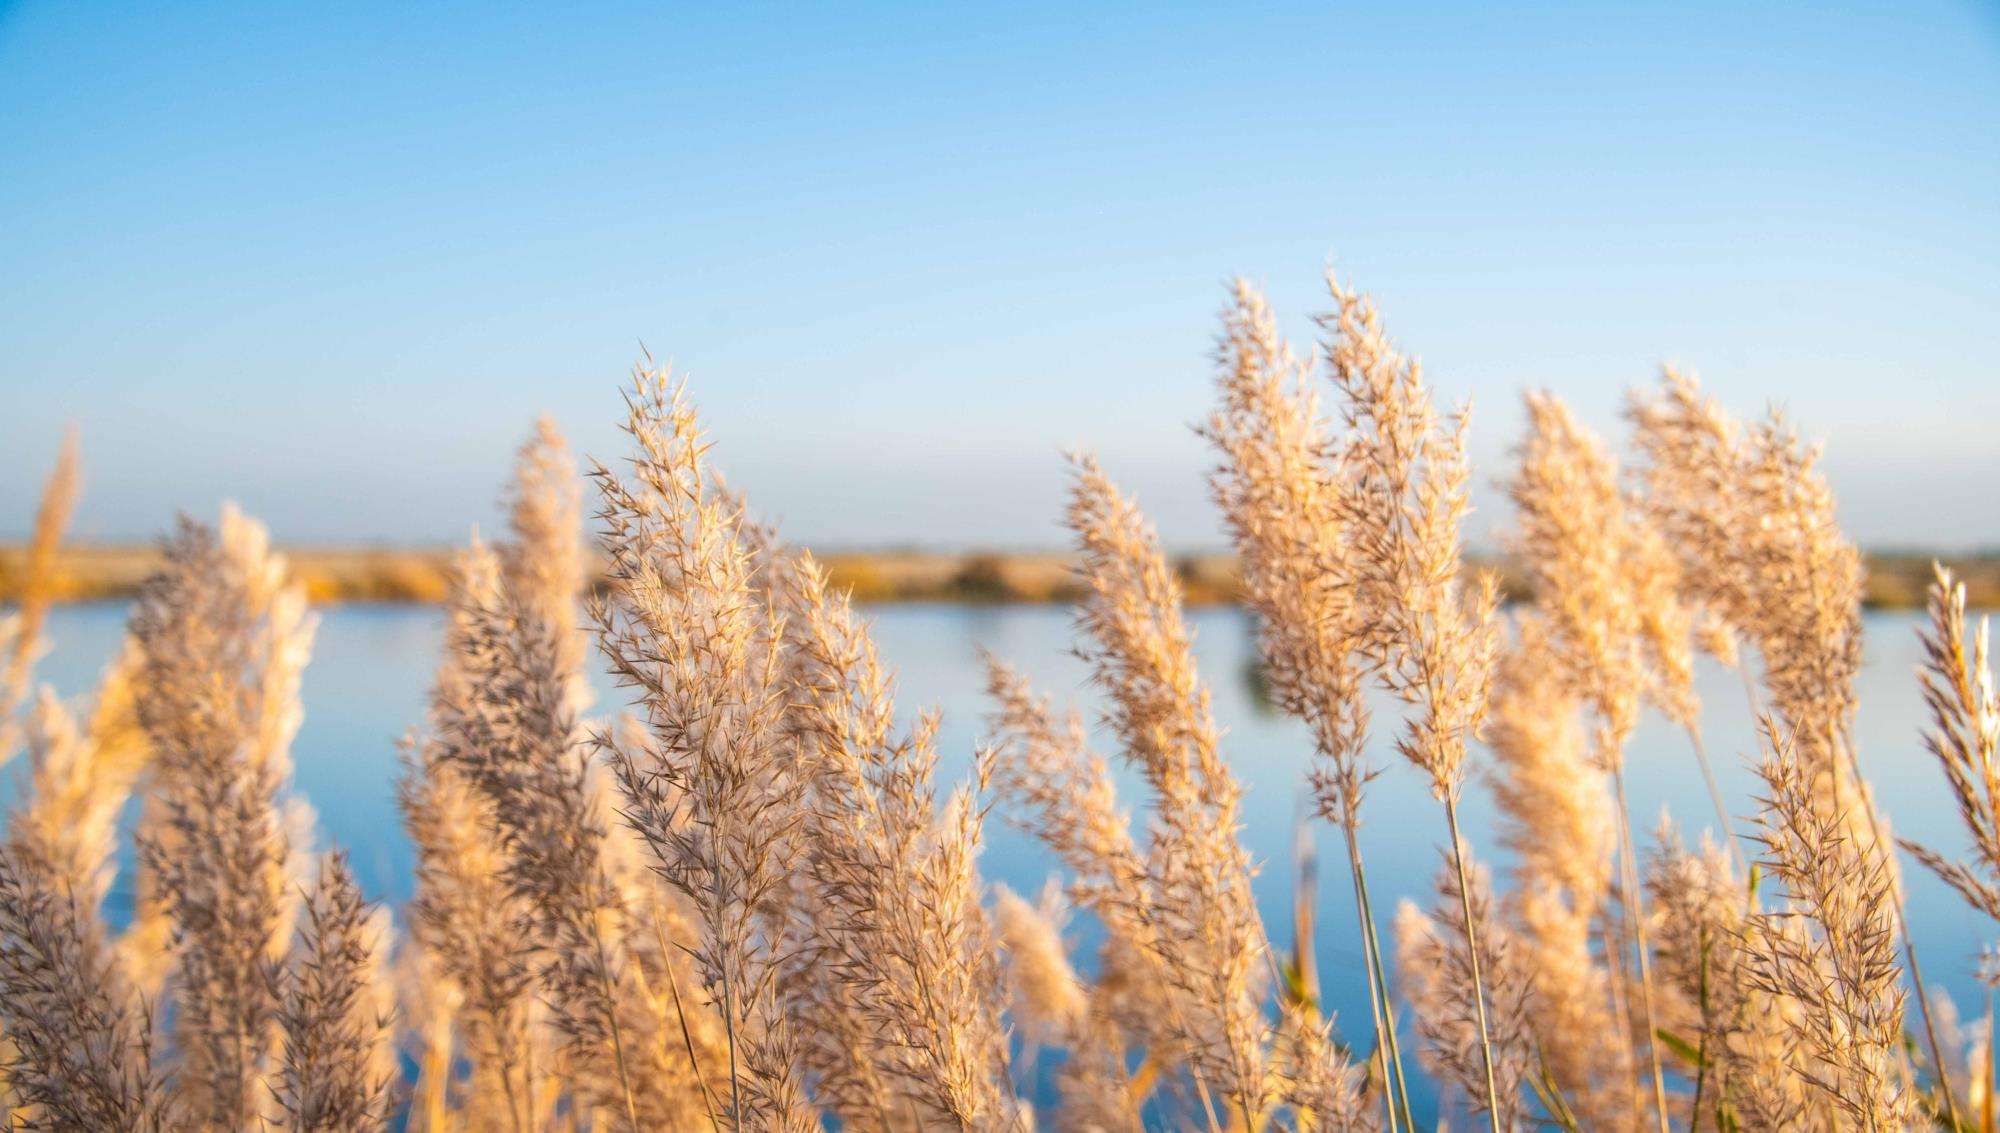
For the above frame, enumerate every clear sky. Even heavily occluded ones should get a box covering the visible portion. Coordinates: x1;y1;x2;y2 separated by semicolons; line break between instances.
3;1;1996;550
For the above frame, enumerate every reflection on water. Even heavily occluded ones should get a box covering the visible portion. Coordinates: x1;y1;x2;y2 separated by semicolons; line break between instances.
21;602;1994;1116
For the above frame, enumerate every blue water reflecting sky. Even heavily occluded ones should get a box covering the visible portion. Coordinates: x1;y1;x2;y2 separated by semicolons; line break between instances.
21;600;1995;1119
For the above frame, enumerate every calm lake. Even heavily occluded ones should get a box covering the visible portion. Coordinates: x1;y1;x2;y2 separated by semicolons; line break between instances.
23;601;1997;1116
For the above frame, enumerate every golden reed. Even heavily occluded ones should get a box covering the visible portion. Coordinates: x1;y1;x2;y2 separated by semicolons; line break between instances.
2;269;1996;1133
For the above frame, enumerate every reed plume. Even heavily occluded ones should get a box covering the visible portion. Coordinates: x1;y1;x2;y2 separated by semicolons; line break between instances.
786;557;1022;1132
0;428;79;760
1392;850;1533;1133
591;371;818;1133
980;659;1161;1122
1064;454;1272;1128
1510;392;1707;742
987;457;1373;1133
1202;278;1369;827
1748;719;1913;1131
595;370;1030;1131
1202;277;1409;1129
399;544;546;1132
1318;269;1503;1131
0;838;169;1132
8;652;148;915
1647;830;1812;1132
1509;388;1721;1131
130;506;315;1130
275;851;395;1132
1318;274;1497;805
1903;565;2000;925
0;620;166;1131
1627;369;1860;776
980;658;1150;949
423;423;699;1130
992;883;1086;1050
1482;615;1635;1130
1632;369;1942;1127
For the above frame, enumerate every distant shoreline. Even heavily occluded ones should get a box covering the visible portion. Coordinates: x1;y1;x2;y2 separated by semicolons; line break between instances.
4;543;1997;609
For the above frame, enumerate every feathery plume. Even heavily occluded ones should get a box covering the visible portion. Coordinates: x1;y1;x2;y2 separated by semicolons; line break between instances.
1631;369;1950;1124
1202;277;1409;1131
1648;830;1811;1133
10;648;149;912
1065;455;1271;1128
275;851;395;1132
1201;278;1370;826
1627;369;1860;771
1319;272;1498;803
1393;850;1534;1133
786;534;1022;1131
993;883;1086;1050
1748;720;1912;1130
591;370;817;1133
1902;564;2000;925
1276;999;1376;1133
433;431;692;1129
1508;390;1704;1131
1320;269;1503;1131
130;506;314;1129
1510;390;1702;751
1483;616;1633;1130
0;839;168;1133
1;428;80;759
399;545;542;1132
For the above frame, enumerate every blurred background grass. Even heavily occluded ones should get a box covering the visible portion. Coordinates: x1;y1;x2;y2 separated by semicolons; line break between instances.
8;543;1995;608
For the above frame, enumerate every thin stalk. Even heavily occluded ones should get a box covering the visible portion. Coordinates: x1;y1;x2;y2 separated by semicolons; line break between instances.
712;857;742;1132
498;1038;528;1133
586;903;643;1133
1128;956;1227;1133
1682;723;1741;871
1443;796;1505;1133
416;1019;451;1133
1984;987;1993;1133
1338;824;1400;1133
1737;660;1762;725
1128;1048;1160;1133
1688;927;1710;1133
524;1027;539;1133
1596;912;1643;1129
1612;764;1672;1133
655;912;723;1133
1906;936;1960;1133
1354;844;1419;1132
1832;729;1960;1132
1529;1048;1586;1133
470;991;529;1133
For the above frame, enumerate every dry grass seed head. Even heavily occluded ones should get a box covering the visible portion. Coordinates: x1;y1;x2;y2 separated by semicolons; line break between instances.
129;506;313;1130
1318;271;1498;802
1201;278;1372;828
1065;455;1273;1127
276;851;396;1132
1393;847;1534;1133
1901;565;2000;924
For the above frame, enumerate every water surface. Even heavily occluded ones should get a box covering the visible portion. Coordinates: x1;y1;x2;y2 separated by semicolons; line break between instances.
24;602;1994;1116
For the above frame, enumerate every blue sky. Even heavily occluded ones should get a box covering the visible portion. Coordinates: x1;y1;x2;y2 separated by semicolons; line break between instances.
3;2;1996;549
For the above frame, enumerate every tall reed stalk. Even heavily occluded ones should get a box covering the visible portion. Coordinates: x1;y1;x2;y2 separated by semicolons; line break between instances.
7;260;1999;1133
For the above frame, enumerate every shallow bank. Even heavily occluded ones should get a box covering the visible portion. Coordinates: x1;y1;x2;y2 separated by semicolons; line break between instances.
4;543;1996;608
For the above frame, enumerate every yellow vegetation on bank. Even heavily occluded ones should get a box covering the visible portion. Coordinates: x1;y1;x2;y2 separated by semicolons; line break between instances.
4;543;1993;609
